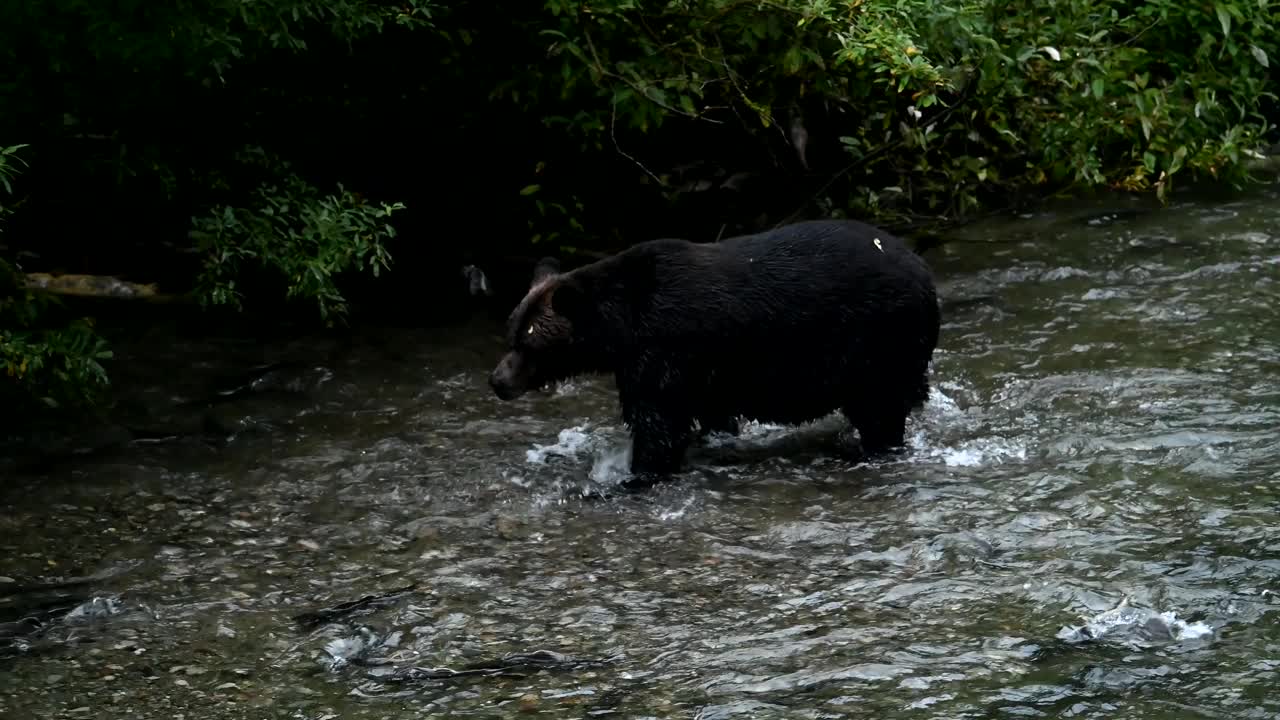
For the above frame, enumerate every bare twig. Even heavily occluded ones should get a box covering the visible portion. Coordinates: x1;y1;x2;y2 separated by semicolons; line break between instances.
772;83;977;229
611;100;665;187
581;27;723;124
1117;18;1162;48
717;45;777;130
770;139;906;229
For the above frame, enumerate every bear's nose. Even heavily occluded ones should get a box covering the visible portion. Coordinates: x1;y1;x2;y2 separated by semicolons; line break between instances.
489;365;516;400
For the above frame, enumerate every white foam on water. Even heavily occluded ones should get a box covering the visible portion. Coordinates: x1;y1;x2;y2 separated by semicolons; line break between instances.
656;495;699;522
64;596;122;621
1158;611;1214;640
1083;288;1126;300
323;636;366;670
522;424;635;490
936;446;983;467
1056;597;1214;644
1040;266;1091;281
936;438;1028;467
922;387;965;421
503;471;534;488
551;379;585;397
525;426;595;465
904;387;1030;468
522;383;1026;483
587;442;633;486
700;419;797;449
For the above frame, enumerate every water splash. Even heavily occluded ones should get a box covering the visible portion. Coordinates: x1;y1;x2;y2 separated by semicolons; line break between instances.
1056;597;1215;645
525;426;597;464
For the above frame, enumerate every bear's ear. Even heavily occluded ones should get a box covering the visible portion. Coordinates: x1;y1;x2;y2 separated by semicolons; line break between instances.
531;257;561;288
546;275;588;321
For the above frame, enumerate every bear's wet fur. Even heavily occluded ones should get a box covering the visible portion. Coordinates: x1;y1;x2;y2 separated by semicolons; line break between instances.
489;218;941;487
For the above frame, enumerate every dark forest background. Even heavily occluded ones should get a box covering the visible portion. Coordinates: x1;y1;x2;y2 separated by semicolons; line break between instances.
1;0;1277;421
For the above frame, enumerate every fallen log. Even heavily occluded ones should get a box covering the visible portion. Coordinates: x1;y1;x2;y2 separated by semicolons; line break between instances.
22;273;187;303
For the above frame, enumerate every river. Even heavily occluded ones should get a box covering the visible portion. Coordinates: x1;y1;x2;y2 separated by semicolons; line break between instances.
2;187;1279;719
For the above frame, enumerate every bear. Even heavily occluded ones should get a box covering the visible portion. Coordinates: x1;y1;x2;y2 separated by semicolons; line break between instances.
488;218;941;488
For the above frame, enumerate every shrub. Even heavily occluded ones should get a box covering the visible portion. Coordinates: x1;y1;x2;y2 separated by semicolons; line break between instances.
191;147;406;325
1;145;113;414
519;0;1277;229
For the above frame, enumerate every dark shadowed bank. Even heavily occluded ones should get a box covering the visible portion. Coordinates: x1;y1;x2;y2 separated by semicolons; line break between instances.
1;0;1278;433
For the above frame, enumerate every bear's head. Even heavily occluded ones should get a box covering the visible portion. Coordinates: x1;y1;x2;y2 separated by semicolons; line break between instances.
489;257;598;401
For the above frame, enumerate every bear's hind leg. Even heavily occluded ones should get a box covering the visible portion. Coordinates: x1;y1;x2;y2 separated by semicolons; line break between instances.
853;413;908;458
840;361;929;460
841;402;909;460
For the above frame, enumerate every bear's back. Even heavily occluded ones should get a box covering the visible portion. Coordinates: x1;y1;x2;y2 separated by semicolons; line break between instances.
603;219;934;346
719;219;921;275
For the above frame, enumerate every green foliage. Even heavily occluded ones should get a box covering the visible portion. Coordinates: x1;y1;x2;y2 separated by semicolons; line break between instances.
1;147;113;413
522;0;1277;226
191;148;405;325
0;144;27;201
5;0;441;83
1;0;435;323
520;167;589;249
1;0;442;198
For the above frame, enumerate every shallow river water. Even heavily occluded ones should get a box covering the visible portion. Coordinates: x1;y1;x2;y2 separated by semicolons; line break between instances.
3;188;1280;719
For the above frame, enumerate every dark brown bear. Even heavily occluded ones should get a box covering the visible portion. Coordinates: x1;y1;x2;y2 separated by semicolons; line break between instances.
489;219;941;488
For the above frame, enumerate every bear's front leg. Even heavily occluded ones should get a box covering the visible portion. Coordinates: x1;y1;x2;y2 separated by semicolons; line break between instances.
623;405;694;489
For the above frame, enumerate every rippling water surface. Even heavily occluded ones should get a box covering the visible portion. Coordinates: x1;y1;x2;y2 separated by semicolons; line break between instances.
3;190;1280;719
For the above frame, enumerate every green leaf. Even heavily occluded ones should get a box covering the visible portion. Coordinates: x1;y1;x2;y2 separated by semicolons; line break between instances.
519;184;541;196
1215;5;1231;37
1143;151;1157;171
1091;78;1105;99
1250;45;1269;68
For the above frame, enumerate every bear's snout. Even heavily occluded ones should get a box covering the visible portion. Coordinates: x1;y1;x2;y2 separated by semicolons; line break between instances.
489;371;522;401
489;352;528;401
